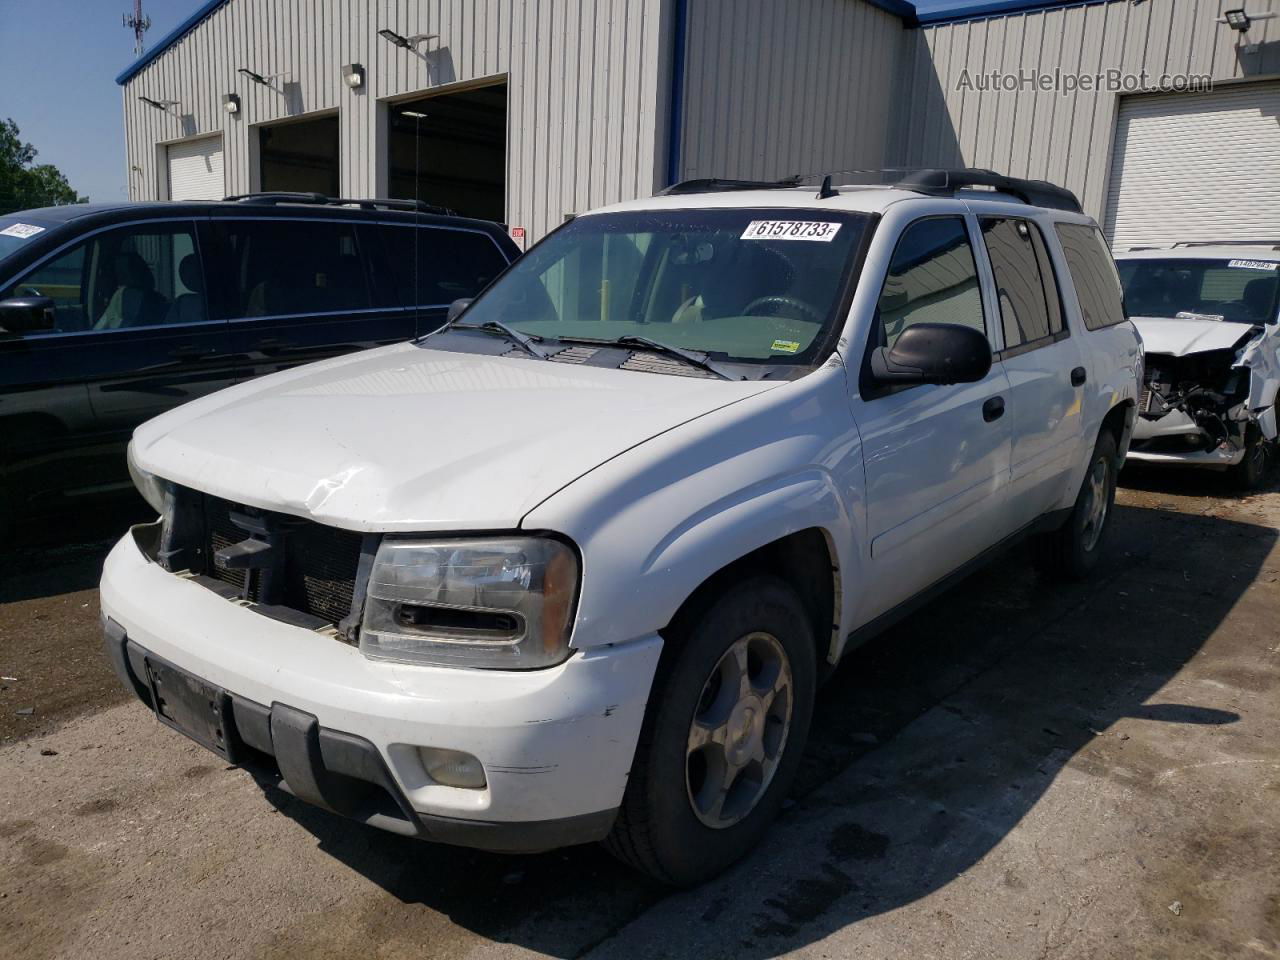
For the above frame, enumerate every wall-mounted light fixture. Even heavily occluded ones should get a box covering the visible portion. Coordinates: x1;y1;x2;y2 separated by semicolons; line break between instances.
138;95;179;112
1218;8;1277;51
341;63;365;89
1222;8;1252;30
237;67;269;84
222;93;241;114
378;28;438;50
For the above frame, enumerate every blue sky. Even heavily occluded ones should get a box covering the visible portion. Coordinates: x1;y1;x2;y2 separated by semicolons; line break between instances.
0;0;972;203
0;0;197;202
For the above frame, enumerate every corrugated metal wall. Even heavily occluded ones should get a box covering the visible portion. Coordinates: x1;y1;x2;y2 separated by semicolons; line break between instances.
677;0;907;181
122;0;671;240
892;0;1280;225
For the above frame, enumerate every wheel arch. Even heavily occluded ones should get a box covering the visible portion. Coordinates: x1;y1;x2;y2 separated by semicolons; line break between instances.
662;527;842;670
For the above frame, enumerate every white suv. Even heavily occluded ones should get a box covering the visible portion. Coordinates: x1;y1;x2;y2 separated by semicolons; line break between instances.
102;169;1141;885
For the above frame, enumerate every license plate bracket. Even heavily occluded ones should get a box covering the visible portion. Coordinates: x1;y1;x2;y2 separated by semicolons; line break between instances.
144;655;237;762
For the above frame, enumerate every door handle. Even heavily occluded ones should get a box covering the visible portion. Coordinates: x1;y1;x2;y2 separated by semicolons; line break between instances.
1071;366;1087;387
982;396;1005;422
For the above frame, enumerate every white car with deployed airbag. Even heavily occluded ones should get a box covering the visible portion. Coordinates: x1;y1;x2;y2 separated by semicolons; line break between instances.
1117;245;1280;488
101;170;1141;885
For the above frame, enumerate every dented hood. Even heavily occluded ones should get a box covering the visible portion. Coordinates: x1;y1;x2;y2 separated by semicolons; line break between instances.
1130;316;1259;357
131;341;776;532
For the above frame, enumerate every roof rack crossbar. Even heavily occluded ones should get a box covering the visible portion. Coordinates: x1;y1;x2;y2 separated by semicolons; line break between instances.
223;192;454;215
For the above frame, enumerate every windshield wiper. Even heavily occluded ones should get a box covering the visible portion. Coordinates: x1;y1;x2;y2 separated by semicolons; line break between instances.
554;334;736;381
447;320;548;359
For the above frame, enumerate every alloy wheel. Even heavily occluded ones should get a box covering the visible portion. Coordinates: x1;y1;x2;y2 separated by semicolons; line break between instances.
685;632;793;829
1081;454;1110;552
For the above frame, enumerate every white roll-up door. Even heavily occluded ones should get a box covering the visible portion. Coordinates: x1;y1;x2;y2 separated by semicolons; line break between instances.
166;135;224;200
1104;81;1280;250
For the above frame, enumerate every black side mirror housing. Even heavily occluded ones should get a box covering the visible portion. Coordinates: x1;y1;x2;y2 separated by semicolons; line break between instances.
869;322;992;386
0;296;57;335
447;298;473;322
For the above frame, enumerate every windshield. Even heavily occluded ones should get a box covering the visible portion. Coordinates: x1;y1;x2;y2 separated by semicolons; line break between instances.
1117;257;1280;324
0;217;55;266
450;208;870;366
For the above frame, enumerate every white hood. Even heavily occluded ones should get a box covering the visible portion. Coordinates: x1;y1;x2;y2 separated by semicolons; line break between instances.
132;342;777;531
1130;316;1258;357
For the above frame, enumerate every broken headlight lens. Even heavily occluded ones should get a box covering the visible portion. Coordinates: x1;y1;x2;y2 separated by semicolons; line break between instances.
126;441;171;516
360;537;579;670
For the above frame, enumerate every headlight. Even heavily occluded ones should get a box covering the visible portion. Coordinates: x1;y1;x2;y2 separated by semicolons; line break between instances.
359;536;579;669
127;442;171;515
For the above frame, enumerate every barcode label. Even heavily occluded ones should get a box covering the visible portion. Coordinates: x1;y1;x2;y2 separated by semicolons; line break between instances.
741;220;841;242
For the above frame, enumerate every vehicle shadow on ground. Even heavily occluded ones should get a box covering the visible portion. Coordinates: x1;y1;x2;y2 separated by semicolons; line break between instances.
0;496;151;604
252;496;1275;959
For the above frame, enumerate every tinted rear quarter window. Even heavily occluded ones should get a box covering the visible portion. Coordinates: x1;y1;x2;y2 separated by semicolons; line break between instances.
383;225;510;307
1056;223;1126;330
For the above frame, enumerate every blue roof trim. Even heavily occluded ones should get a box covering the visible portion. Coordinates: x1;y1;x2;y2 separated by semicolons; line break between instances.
916;0;1110;26
866;0;920;23
115;0;230;85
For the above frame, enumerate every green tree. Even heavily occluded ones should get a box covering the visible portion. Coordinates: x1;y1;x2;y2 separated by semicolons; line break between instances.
0;118;87;214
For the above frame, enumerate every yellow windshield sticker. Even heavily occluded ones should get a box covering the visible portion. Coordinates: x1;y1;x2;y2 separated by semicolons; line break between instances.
771;339;801;354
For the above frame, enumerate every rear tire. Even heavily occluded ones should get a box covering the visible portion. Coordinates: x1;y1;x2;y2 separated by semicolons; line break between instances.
1035;429;1118;581
604;576;817;886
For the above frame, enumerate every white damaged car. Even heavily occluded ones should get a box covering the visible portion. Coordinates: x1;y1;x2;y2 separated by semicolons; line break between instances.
1117;246;1280;488
103;172;1141;885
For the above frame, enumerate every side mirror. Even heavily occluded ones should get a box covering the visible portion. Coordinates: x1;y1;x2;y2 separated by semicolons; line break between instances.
447;298;473;322
0;296;56;335
870;322;992;386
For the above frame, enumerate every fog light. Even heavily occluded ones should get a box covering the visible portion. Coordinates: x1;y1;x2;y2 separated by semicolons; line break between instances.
419;747;486;789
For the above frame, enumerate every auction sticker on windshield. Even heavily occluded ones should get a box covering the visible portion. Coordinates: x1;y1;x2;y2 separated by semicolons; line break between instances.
741;220;841;242
1228;259;1278;271
0;223;45;239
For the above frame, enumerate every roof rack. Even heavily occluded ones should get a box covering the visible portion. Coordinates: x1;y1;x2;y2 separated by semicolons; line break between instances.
223;192;455;215
656;168;1082;213
892;168;1082;212
1171;240;1280;250
657;177;802;196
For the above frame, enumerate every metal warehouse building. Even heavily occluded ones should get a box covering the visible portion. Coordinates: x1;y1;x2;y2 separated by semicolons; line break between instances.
120;0;1280;246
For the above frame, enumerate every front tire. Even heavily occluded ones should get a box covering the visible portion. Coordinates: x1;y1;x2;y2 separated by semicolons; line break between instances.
1036;429;1118;581
604;576;817;886
1230;424;1270;491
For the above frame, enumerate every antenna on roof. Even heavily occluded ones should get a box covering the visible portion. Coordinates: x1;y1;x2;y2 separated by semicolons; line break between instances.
123;0;151;57
816;174;839;200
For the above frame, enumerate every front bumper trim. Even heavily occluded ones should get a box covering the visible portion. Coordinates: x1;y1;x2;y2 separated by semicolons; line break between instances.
103;619;617;853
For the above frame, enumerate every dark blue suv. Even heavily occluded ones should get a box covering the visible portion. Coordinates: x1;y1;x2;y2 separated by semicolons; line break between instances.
0;194;519;533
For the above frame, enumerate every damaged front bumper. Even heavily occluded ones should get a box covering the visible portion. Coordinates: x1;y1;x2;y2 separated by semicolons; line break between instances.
1129;346;1276;469
100;526;662;852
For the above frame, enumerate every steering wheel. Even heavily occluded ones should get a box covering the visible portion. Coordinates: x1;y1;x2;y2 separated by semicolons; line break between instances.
741;295;824;325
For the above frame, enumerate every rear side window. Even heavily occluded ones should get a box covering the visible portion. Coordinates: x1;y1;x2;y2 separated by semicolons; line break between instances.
875;216;985;349
1056;223;1126;330
205;219;371;320
383;226;510;307
980;217;1063;349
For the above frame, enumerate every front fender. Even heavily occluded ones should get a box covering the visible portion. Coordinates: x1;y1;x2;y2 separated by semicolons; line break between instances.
523;365;865;660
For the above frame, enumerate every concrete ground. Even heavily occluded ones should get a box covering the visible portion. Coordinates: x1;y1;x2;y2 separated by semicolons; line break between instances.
2;470;1278;960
